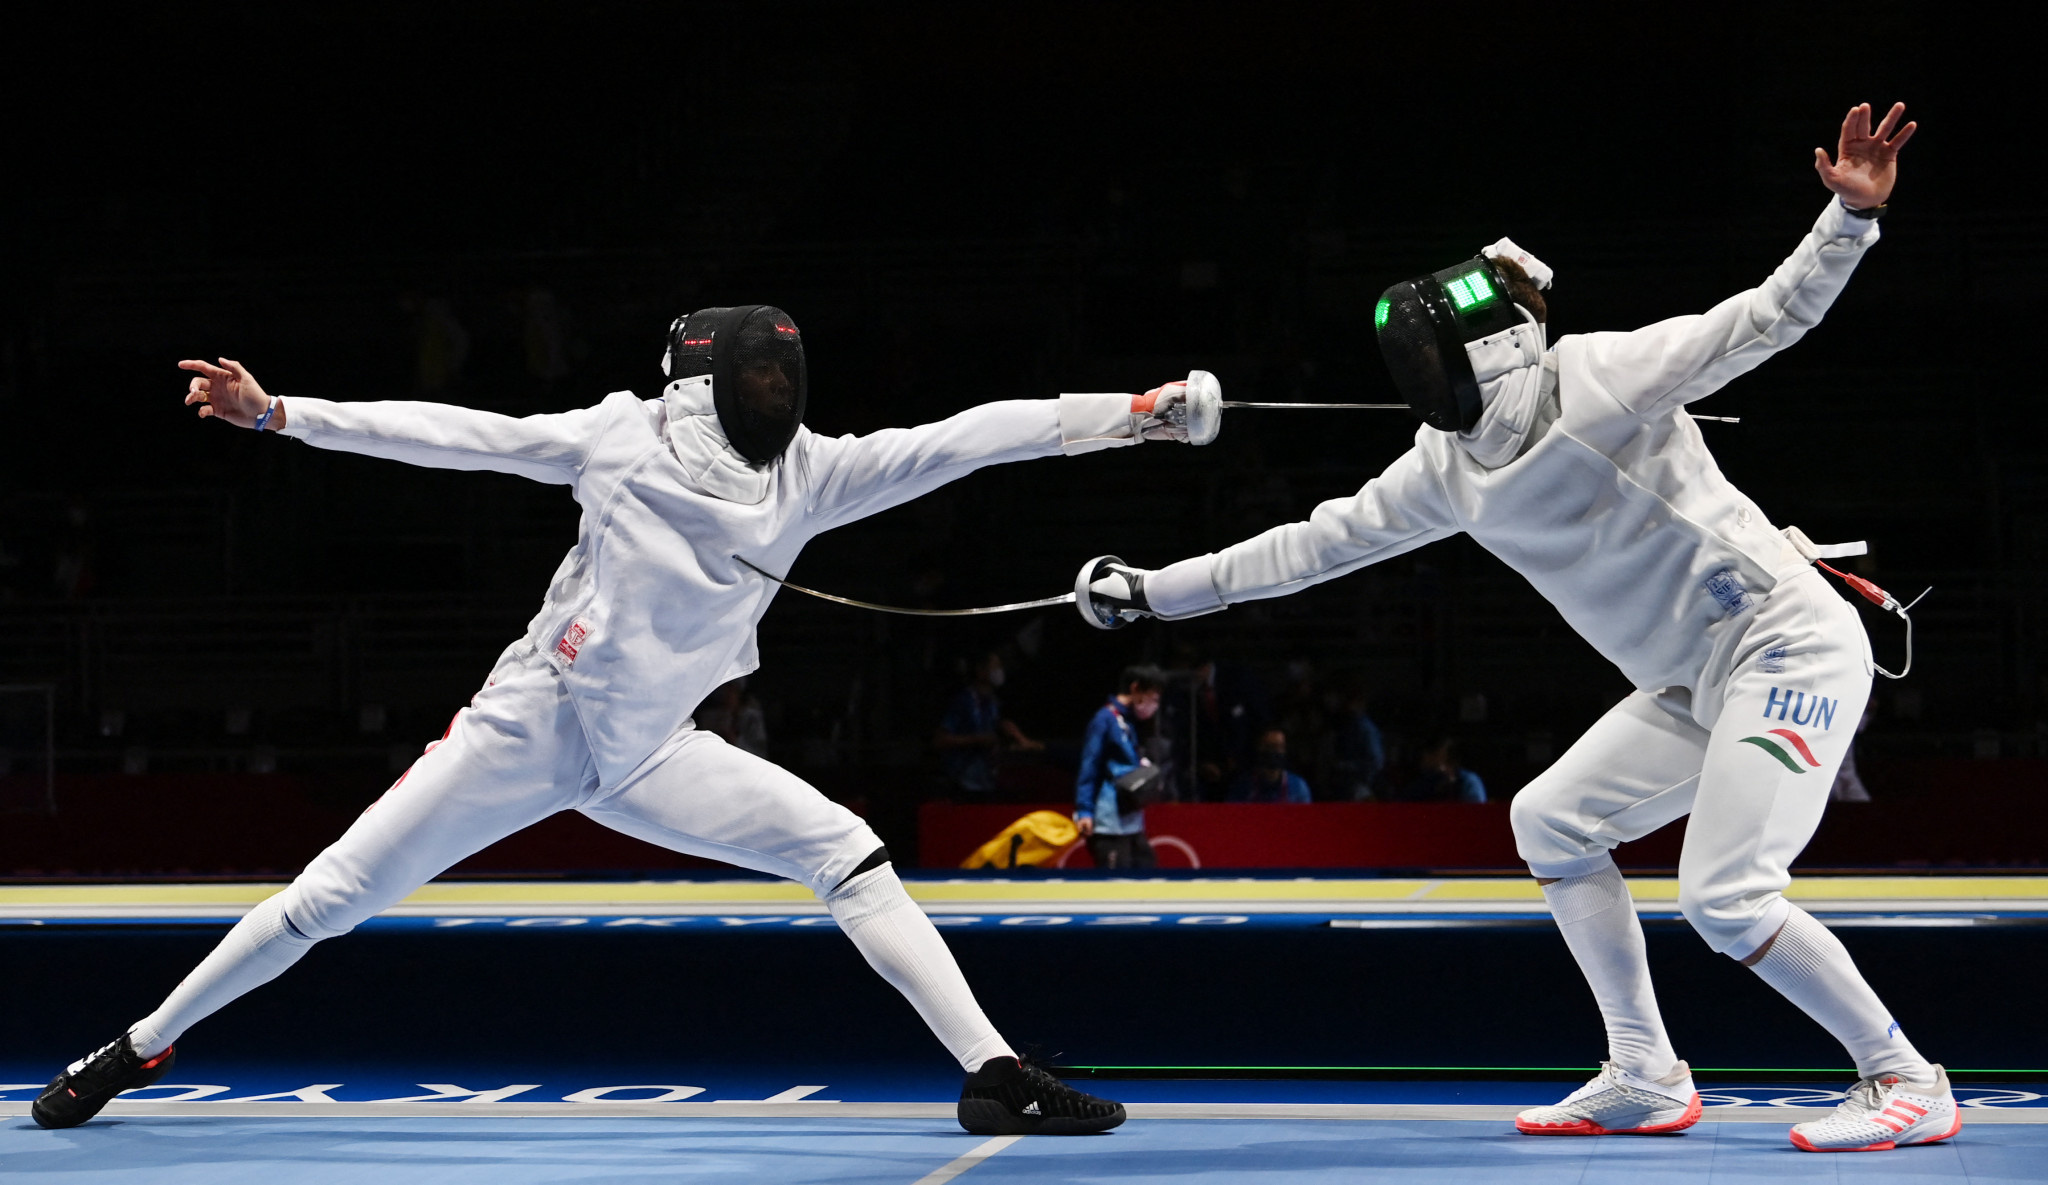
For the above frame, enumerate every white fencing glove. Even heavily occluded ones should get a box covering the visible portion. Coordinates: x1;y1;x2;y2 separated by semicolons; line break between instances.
1130;369;1221;445
1076;556;1157;629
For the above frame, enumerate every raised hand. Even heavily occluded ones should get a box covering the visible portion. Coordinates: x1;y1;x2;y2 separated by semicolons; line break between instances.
179;357;281;430
1815;102;1916;210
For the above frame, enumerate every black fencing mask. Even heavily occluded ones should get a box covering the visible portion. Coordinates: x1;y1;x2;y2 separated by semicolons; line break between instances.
1374;258;1526;432
662;305;808;463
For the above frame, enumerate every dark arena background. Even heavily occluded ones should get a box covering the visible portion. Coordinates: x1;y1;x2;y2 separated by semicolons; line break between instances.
3;4;2044;1182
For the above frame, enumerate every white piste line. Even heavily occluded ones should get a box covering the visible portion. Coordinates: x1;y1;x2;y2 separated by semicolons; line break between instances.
910;1134;1021;1185
716;1085;832;1103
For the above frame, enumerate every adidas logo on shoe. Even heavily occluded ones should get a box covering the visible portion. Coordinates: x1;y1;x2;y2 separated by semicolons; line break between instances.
1023;1101;1041;1115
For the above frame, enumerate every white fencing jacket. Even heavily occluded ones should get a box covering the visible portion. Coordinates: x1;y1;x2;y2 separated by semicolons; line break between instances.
1146;199;1882;729
280;379;1143;788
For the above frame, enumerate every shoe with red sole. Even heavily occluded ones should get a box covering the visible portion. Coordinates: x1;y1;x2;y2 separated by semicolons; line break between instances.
1790;1065;1960;1152
1516;1060;1702;1135
31;1035;176;1129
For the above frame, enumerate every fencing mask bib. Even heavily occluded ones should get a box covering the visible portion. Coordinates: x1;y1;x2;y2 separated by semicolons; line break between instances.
661;305;807;463
1374;257;1528;432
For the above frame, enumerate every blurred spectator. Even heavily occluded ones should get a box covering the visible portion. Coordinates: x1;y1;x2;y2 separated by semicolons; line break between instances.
518;285;574;388
1329;682;1386;800
934;651;1041;795
1075;665;1162;869
400;292;471;394
1396;737;1487;803
1830;701;1875;802
53;500;95;599
697;677;768;758
1227;728;1312;803
1179;656;1271;797
1276;658;1333;795
1163;646;1225;801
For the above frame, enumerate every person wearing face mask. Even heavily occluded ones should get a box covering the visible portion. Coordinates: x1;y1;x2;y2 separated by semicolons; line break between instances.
935;651;1043;796
1074;666;1164;869
1077;104;1953;1154
1227;728;1311;803
1393;737;1487;804
31;308;1221;1139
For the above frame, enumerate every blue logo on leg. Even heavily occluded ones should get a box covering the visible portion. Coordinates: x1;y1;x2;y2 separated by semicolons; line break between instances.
1887;1020;1902;1039
1764;686;1838;729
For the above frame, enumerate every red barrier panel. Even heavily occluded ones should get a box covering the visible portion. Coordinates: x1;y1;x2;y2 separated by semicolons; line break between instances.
5;759;2042;878
920;801;1526;870
0;775;709;878
920;785;2048;871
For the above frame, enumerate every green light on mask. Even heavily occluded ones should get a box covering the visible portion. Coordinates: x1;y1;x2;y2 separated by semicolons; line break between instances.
1375;298;1391;329
1446;272;1497;311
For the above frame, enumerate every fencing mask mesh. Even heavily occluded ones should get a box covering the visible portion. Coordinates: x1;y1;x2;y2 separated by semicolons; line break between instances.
663;305;808;463
1374;259;1526;432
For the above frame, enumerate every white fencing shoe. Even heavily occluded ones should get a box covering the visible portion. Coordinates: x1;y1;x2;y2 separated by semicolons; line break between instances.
1789;1065;1960;1152
1516;1060;1701;1135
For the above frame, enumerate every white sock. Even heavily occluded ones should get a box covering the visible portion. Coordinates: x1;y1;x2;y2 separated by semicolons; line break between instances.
1745;905;1931;1081
128;894;317;1059
1541;862;1680;1079
825;865;1015;1072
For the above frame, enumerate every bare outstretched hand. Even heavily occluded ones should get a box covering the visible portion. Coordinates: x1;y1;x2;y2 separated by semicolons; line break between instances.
179;358;281;430
1815;102;1916;210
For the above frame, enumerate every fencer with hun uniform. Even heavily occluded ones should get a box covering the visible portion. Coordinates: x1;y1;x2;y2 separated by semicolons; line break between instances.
1081;104;1947;1153
32;304;1212;1136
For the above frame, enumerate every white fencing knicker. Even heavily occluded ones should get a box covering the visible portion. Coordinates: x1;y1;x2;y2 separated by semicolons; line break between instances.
1509;565;1874;958
280;644;882;940
129;644;1016;1073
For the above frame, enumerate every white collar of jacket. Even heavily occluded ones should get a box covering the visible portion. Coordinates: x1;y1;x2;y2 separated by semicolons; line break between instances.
662;375;776;505
1455;304;1552;469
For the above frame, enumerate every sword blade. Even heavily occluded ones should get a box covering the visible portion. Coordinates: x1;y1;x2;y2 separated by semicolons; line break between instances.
1222;401;1738;421
736;556;1075;617
1219;401;1409;409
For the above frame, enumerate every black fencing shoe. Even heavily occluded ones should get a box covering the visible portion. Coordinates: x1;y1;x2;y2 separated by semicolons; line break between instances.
31;1036;176;1129
958;1056;1126;1135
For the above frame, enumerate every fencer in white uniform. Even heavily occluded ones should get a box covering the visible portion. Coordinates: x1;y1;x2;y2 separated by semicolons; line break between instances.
1082;104;1950;1153
32;303;1192;1136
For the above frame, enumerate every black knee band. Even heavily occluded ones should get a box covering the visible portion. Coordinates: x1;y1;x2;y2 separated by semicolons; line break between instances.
834;845;891;890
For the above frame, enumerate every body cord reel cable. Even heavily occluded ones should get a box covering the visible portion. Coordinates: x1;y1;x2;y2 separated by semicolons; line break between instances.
1816;561;1929;680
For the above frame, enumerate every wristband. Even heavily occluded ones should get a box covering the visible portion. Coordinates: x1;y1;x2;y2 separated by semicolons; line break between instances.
253;397;280;432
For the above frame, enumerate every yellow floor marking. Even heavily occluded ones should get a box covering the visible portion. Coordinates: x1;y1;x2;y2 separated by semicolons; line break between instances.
1782;877;2048;900
0;883;285;906
1415;880;1552;901
905;879;1432;902
2;875;2044;911
401;881;819;905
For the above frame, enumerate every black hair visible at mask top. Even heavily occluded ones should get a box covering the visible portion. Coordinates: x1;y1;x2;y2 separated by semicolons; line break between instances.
666;304;808;463
1374;258;1524;433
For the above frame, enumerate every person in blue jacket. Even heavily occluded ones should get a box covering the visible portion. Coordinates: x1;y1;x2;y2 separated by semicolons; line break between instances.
1228;728;1313;803
1396;737;1488;803
1074;666;1162;869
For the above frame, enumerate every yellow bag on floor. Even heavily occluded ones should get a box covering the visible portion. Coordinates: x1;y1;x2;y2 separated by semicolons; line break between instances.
961;810;1079;870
